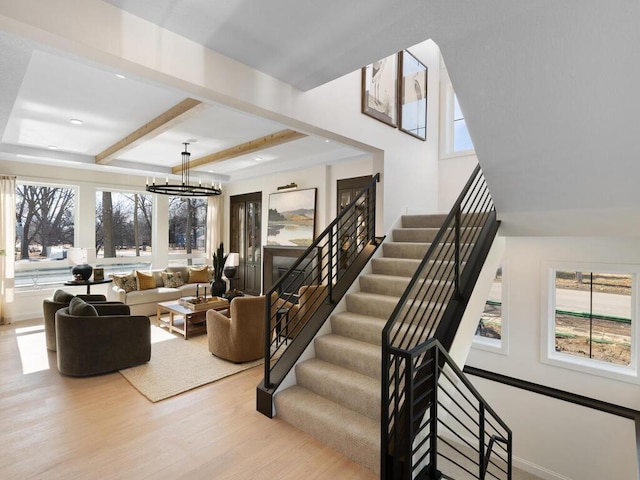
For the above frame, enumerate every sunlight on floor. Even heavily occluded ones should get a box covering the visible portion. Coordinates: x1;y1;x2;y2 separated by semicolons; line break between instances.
15;324;50;374
151;325;178;344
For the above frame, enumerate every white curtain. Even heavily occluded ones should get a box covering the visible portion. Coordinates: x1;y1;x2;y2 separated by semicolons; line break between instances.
0;176;16;325
207;195;224;265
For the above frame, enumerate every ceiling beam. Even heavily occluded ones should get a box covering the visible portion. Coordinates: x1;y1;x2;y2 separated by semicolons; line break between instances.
95;98;203;164
174;129;308;173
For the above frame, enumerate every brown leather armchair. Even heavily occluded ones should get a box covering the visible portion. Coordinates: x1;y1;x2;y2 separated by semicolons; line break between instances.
206;295;266;363
43;290;111;351
55;298;151;376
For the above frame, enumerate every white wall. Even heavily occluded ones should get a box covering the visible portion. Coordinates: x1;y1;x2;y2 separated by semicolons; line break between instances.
464;236;640;478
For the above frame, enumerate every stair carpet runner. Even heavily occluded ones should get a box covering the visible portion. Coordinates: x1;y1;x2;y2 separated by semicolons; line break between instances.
274;214;448;474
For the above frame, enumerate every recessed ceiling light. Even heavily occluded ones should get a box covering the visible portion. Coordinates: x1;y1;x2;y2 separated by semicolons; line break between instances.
116;74;127;79
255;156;263;162
187;138;198;143
325;139;330;143
47;145;57;149
69;118;83;125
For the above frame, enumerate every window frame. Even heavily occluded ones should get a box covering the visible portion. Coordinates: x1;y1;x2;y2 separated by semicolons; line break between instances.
439;81;475;159
541;261;640;383
473;264;509;355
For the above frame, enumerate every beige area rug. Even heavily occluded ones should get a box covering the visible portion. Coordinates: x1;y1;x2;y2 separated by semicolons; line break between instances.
119;326;265;402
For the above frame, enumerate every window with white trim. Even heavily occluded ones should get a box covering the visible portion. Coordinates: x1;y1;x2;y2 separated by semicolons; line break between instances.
440;76;475;156
474;266;508;354
168;197;208;265
543;263;638;381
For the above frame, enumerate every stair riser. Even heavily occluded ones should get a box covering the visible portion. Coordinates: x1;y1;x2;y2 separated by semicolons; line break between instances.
359;275;451;299
331;313;386;346
274;388;380;474
315;337;381;379
296;361;380;421
372;258;457;278
401;214;448;228
393;228;439;243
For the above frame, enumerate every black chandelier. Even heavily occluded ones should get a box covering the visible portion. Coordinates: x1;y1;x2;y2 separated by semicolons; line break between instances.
145;142;222;197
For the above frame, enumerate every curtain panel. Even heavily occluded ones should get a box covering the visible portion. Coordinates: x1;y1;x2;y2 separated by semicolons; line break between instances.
0;176;16;325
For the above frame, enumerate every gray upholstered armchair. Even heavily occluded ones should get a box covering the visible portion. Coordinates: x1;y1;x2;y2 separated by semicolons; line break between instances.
55;297;151;376
43;289;111;351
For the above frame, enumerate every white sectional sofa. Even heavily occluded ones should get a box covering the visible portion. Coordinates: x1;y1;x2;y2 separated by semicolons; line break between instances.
106;266;212;316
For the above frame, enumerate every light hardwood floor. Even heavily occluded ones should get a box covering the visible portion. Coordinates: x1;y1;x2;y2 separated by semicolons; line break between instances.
0;319;377;480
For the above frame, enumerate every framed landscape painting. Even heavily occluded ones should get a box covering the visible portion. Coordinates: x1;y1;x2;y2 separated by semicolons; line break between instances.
267;188;316;246
399;49;428;140
361;53;398;127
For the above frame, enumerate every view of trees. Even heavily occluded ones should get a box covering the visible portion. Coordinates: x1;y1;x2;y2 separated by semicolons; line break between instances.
168;197;207;254
96;191;152;258
15;183;208;265
15;185;75;261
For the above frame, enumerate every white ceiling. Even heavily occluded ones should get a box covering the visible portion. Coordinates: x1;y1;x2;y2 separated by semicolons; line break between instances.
3;0;640;235
0;26;367;185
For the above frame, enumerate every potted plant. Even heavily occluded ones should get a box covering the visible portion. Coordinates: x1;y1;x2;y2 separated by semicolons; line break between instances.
210;242;228;297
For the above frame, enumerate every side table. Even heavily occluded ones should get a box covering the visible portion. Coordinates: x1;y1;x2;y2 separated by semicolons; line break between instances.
64;278;113;295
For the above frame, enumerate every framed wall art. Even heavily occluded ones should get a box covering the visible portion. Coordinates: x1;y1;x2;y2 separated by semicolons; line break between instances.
361;53;398;127
398;49;428;140
267;188;316;246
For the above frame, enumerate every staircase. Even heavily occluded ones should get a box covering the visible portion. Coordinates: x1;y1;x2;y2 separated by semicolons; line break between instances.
274;213;449;474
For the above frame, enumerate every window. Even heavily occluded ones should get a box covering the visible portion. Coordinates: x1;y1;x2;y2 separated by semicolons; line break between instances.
96;191;152;258
452;94;473;152
543;263;638;381
474;266;508;353
440;80;475;156
15;182;76;287
168;197;208;263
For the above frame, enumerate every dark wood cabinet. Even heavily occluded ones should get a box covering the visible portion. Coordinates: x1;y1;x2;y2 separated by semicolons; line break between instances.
230;192;262;295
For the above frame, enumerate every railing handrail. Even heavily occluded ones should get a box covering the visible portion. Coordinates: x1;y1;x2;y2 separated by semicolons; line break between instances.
382;163;482;343
382;165;510;478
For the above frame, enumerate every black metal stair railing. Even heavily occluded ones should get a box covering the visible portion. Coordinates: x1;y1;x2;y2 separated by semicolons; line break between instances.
257;173;383;417
382;164;510;478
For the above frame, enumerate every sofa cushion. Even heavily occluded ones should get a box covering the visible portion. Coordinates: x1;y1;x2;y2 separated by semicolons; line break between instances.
188;266;209;283
52;289;74;303
69;297;98;316
112;272;137;293
135;270;156;290
161;270;185;288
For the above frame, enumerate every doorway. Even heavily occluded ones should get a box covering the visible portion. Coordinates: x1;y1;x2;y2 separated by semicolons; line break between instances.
230;192;262;295
337;175;373;273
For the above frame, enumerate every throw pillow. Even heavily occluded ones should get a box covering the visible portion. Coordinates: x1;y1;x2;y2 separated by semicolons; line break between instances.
161;270;184;288
52;289;74;303
69;297;98;316
135;270;156;290
112;272;137;293
188;266;209;283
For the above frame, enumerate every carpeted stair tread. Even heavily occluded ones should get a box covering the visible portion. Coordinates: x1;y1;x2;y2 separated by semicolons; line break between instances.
295;358;380;420
359;273;452;299
274;385;379;473
314;334;381;379
371;257;422;277
345;291;401;319
393;227;440;243
383;241;430;259
330;311;387;345
402;214;448;228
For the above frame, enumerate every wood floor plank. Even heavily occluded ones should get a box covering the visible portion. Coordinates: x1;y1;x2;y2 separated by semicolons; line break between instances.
0;319;377;479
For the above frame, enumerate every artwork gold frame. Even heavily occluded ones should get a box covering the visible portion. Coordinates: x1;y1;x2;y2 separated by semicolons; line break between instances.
399;49;428;140
361;53;398;127
267;188;316;246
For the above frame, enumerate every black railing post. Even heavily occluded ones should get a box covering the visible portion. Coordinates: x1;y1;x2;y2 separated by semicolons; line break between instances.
479;403;486;479
427;345;439;479
454;207;461;300
328;227;334;301
264;298;272;388
405;354;415;480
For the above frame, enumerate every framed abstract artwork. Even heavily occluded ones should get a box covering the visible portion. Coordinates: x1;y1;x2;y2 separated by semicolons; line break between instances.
361;53;398;127
398;49;428;140
267;188;316;246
